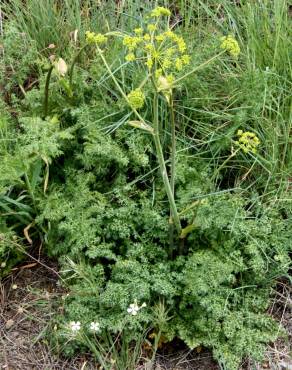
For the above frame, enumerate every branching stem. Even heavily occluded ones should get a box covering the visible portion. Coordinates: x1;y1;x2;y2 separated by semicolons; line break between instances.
97;48;182;235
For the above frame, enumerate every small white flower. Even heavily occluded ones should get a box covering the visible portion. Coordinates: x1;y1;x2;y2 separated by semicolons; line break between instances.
12;284;18;290
127;299;147;315
127;302;139;315
70;321;81;332
89;322;100;332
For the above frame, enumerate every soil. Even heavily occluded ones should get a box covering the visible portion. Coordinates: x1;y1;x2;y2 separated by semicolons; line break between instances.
0;259;291;370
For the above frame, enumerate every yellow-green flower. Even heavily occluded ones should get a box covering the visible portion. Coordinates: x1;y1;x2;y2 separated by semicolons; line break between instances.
143;33;151;41
181;54;190;65
175;36;187;53
155;68;163;78
162;58;172;69
147;24;157;32
236;130;260;153
85;31;96;44
164;30;175;39
123;36;142;51
85;31;107;45
155;34;165;42
151;6;171;17
94;33;108;44
146;58;154;70
121;8;190;81
145;43;155;52
134;28;143;35
152;50;160;59
127;89;145;109
165;47;175;57
166;74;175;84
220;35;240;58
125;53;136;62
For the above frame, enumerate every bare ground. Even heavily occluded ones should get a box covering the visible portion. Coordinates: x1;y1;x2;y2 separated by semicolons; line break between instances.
0;259;291;370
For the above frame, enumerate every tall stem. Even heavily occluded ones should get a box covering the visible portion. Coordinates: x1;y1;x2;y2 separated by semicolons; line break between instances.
169;94;176;197
43;65;54;118
169;93;176;251
97;47;181;234
153;92;182;235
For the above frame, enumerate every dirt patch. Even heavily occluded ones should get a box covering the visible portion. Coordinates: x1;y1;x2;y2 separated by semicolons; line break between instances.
0;260;97;370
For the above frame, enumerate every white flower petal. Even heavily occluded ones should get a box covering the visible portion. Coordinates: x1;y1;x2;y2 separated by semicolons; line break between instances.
70;321;81;332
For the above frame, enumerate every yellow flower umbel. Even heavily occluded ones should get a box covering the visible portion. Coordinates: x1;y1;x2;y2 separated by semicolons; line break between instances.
127;89;145;109
220;35;240;58
85;31;107;45
125;53;136;62
122;7;190;78
123;36;143;51
134;28;143;35
236;130;260;153
151;6;171;17
147;24;157;32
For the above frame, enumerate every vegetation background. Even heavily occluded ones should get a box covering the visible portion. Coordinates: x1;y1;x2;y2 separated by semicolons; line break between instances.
0;1;291;369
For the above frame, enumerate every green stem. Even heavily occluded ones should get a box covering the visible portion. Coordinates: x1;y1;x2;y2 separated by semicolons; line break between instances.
96;47;145;123
211;148;240;182
24;172;37;214
169;94;176;196
169;93;176;252
43;65;54;118
69;44;88;88
153;92;181;235
96;47;181;235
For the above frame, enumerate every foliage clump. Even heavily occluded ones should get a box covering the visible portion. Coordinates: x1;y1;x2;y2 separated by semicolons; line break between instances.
0;2;291;370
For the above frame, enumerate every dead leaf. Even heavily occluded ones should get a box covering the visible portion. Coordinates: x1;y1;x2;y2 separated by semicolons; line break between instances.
5;319;15;329
23;222;34;244
54;58;68;76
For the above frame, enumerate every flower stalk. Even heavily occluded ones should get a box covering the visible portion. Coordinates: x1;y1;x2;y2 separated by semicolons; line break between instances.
43;65;54;118
152;89;182;235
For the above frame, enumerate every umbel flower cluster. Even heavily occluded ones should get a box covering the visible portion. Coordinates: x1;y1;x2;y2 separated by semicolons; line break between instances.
121;6;190;108
83;7;241;110
220;35;240;58
127;89;146;110
236;130;260;153
85;31;107;45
